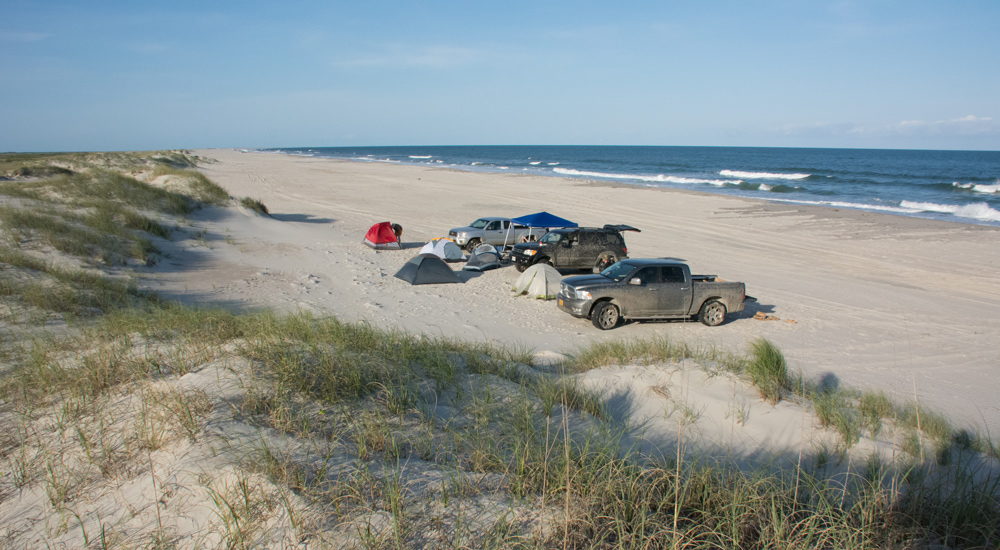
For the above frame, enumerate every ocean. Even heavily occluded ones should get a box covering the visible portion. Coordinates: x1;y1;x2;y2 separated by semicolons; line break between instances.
266;146;1000;227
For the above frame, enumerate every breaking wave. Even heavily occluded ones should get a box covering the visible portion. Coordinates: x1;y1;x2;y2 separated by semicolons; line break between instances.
408;155;433;159
900;200;1000;222
553;167;739;186
769;198;918;214
952;181;1000;194
720;169;810;180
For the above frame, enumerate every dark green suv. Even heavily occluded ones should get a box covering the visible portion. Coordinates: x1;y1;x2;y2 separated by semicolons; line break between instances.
511;225;639;273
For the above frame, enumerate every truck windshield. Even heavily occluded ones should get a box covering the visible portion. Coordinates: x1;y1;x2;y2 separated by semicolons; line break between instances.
469;218;490;229
540;232;563;244
600;262;635;282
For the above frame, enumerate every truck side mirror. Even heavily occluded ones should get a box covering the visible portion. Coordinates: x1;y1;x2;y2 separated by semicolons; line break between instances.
628;277;642;286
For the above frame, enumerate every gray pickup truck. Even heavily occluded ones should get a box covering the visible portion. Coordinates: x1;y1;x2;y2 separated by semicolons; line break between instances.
556;258;749;329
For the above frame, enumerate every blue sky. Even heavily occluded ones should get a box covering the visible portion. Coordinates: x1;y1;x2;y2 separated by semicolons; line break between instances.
2;1;998;151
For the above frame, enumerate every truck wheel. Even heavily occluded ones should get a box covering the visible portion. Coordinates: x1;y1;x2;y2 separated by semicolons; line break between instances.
591;302;621;330
515;262;527;273
699;300;727;326
594;252;618;273
465;238;481;251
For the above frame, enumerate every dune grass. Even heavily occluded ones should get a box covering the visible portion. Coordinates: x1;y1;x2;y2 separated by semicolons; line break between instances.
3;298;999;547
239;196;269;215
9;306;1000;548
151;165;230;205
569;334;999;463
746;337;789;404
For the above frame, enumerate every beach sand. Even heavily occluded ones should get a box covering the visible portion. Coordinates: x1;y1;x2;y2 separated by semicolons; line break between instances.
5;148;1000;547
152;149;1000;435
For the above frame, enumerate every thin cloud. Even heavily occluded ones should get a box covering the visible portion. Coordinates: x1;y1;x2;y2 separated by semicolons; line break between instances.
333;45;481;69
892;115;995;135
781;115;996;138
0;30;50;42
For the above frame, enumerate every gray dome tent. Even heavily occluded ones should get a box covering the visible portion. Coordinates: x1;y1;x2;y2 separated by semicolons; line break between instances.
395;253;461;285
463;244;501;272
511;263;562;299
419;238;466;262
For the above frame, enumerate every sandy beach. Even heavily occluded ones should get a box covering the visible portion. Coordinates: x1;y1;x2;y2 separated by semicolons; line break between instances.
142;149;1000;434
4;149;1000;548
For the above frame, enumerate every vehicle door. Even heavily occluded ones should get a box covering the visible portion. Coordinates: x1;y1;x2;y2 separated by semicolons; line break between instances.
550;230;578;266
572;232;594;269
482;220;505;245
620;266;661;316
655;266;691;314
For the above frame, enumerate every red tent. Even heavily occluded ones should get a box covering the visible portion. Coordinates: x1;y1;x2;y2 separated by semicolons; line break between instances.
363;221;401;250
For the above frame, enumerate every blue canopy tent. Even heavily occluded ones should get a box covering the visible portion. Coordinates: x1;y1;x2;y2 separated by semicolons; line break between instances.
500;211;578;249
511;211;578;229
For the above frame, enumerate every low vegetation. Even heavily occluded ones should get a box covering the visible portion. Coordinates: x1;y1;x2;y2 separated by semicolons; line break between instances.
0;152;997;548
239;196;269;215
745;337;789;404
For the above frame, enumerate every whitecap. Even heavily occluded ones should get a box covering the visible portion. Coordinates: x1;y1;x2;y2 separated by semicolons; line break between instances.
720;169;810;180
529;161;542;165
768;198;917;214
553;167;740;186
952;181;1000;194
900;200;1000;222
409;155;433;159
758;183;772;191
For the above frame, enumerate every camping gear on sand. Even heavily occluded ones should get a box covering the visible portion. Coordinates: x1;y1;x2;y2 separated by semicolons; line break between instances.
395;253;460;285
364;221;401;250
419;238;465;261
511;263;562;299
463;244;501;272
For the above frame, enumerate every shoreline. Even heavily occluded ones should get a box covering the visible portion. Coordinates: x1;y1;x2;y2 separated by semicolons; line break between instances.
261;146;1000;229
169;149;1000;434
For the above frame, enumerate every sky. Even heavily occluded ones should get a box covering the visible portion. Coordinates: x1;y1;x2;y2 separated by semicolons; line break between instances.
2;1;999;152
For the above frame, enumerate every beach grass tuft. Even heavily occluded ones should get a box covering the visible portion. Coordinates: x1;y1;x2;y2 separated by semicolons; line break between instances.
746;338;789;404
239;197;269;215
